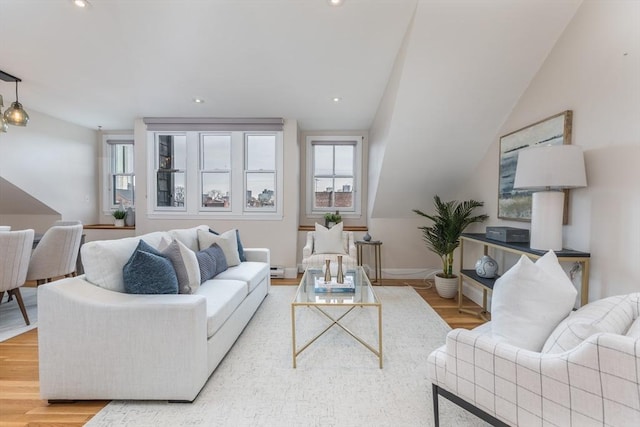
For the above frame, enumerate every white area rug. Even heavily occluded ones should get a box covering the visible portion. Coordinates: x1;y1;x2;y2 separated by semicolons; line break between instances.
87;286;487;426
0;286;37;342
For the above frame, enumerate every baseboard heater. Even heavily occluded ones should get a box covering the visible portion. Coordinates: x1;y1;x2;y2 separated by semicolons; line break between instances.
270;266;284;279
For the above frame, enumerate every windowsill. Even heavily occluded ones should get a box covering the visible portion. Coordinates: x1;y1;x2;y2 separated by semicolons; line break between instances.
298;225;367;232
84;224;136;230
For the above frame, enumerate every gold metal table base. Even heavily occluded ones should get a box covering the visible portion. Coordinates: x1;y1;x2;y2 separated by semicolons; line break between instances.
291;304;383;369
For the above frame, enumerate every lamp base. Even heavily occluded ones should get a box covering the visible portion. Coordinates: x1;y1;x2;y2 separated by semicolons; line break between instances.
530;191;564;251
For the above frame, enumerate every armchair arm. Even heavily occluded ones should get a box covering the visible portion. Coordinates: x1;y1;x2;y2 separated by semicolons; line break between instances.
347;231;357;259
302;232;314;258
441;327;640;426
38;277;208;401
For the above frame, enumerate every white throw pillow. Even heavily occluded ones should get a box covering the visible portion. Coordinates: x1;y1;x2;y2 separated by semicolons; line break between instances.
158;237;201;294
314;222;346;254
491;251;577;352
197;229;241;267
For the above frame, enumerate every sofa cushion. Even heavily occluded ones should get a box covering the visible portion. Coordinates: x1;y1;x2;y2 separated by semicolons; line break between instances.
542;293;638;353
169;225;209;252
491;251;577;352
214;261;269;292
81;231;170;293
314;222;346;254
158;238;201;294
196;279;248;338
197;229;241;267
210;228;247;262
123;240;179;294
196;246;219;283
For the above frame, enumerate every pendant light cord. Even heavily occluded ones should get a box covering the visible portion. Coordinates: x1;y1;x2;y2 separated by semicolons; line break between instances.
15;80;19;103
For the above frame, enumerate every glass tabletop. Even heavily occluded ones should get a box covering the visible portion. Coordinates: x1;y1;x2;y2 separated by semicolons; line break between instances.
293;266;379;305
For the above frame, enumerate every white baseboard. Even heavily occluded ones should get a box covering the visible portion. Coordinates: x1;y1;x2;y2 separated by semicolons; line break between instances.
284;267;298;279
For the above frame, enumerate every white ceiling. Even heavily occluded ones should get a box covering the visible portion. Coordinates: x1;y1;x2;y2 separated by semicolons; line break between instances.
0;0;583;218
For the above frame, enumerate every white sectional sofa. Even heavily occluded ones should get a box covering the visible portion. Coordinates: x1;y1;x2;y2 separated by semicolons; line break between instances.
38;225;270;402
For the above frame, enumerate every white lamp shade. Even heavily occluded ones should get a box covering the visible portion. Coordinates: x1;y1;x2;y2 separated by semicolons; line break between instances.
514;144;587;190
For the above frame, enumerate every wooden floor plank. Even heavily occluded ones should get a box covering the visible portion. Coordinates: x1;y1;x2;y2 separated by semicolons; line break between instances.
0;277;486;425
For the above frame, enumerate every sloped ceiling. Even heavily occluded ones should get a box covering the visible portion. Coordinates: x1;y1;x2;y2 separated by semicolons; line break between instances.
0;0;582;218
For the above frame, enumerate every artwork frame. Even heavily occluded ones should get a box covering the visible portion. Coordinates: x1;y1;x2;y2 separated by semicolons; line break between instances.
498;110;572;223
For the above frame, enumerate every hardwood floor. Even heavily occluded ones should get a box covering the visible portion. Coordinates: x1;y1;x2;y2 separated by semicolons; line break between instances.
0;278;486;426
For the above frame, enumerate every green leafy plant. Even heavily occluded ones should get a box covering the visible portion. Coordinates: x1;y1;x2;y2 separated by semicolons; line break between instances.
112;208;127;220
324;211;342;224
413;196;488;278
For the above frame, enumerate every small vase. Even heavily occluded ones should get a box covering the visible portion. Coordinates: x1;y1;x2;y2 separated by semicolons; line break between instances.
324;260;332;282
125;207;135;226
363;232;371;242
114;219;125;227
336;255;344;284
475;255;498;278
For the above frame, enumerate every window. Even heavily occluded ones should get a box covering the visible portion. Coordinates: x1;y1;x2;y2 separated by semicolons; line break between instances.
145;123;283;218
103;135;135;211
245;134;276;211
307;136;362;216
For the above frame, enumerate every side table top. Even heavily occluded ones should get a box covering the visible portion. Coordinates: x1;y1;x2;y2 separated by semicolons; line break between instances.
356;240;382;245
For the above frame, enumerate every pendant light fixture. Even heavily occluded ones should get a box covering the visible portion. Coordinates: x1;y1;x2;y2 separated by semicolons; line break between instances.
0;69;30;128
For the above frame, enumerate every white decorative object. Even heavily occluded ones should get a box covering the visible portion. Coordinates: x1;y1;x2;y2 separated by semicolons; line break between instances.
434;275;458;299
513;144;587;250
491;251;577;351
474;255;498;278
114;219;125;227
125;207;135;226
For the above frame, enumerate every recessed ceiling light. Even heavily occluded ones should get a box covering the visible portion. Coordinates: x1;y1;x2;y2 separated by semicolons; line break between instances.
193;98;205;104
328;0;344;6
332;97;342;103
73;0;90;8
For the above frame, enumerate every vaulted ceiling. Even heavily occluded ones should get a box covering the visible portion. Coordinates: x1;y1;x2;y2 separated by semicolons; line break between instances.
0;0;583;217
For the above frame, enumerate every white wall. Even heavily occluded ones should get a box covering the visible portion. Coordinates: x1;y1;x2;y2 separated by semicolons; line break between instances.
131;118;301;277
0;110;99;231
456;0;640;301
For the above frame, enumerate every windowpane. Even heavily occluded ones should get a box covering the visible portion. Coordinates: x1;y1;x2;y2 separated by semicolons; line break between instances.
314;145;333;176
202;172;230;208
157;171;185;207
334;178;353;208
112;175;135;206
246;135;276;170
334;145;354;175
158;135;187;170
314;177;334;208
246;172;275;208
113;144;134;174
202;135;231;170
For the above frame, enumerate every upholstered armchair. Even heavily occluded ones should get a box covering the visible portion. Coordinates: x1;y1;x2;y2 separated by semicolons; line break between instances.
428;293;640;426
301;224;357;272
26;224;83;285
0;229;35;325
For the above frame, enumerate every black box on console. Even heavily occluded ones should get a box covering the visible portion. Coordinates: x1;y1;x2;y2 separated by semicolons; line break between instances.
485;226;530;243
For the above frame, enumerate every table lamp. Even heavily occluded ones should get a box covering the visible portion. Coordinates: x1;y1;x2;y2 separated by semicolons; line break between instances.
513;144;586;251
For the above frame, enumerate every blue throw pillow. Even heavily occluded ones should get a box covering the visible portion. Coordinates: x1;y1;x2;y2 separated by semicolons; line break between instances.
123;240;179;294
209;228;246;262
196;247;218;283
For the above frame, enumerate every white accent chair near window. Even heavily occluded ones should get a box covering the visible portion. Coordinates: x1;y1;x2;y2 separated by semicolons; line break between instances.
0;229;35;325
301;223;357;272
429;278;640;425
26;224;83;285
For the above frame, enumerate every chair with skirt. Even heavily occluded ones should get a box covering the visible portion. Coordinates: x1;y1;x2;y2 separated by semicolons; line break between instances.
26;224;83;285
0;229;35;325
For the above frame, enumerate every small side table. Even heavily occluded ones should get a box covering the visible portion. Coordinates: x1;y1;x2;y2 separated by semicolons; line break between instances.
356;240;382;284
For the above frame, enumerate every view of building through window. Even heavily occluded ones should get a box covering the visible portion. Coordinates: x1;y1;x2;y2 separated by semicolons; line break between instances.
112;142;135;207
313;143;354;210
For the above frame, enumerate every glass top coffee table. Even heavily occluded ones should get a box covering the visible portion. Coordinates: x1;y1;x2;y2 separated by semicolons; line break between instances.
291;266;382;368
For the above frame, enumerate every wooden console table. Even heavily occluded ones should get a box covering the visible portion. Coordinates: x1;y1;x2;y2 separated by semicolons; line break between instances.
458;233;590;320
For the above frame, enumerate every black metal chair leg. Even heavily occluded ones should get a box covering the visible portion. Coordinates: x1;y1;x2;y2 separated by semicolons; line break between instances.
433;384;440;427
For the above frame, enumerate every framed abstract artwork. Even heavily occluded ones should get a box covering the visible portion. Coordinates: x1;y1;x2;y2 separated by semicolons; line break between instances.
498;110;572;222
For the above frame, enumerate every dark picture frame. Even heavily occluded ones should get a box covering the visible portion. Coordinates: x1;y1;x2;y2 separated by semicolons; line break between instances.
498;110;573;223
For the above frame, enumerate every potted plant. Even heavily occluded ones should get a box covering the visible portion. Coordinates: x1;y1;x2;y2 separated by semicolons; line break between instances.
413;196;488;298
112;208;127;227
324;211;342;228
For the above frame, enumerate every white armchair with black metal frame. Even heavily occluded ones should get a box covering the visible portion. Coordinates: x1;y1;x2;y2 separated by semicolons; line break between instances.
26;224;83;285
0;229;35;325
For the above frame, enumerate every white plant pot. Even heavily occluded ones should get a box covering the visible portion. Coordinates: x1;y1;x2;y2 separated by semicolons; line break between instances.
434;274;458;299
114;219;125;227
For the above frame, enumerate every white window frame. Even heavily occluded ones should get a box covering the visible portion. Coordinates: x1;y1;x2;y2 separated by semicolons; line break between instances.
306;135;362;218
244;132;278;213
199;132;233;213
102;134;135;214
146;130;283;219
